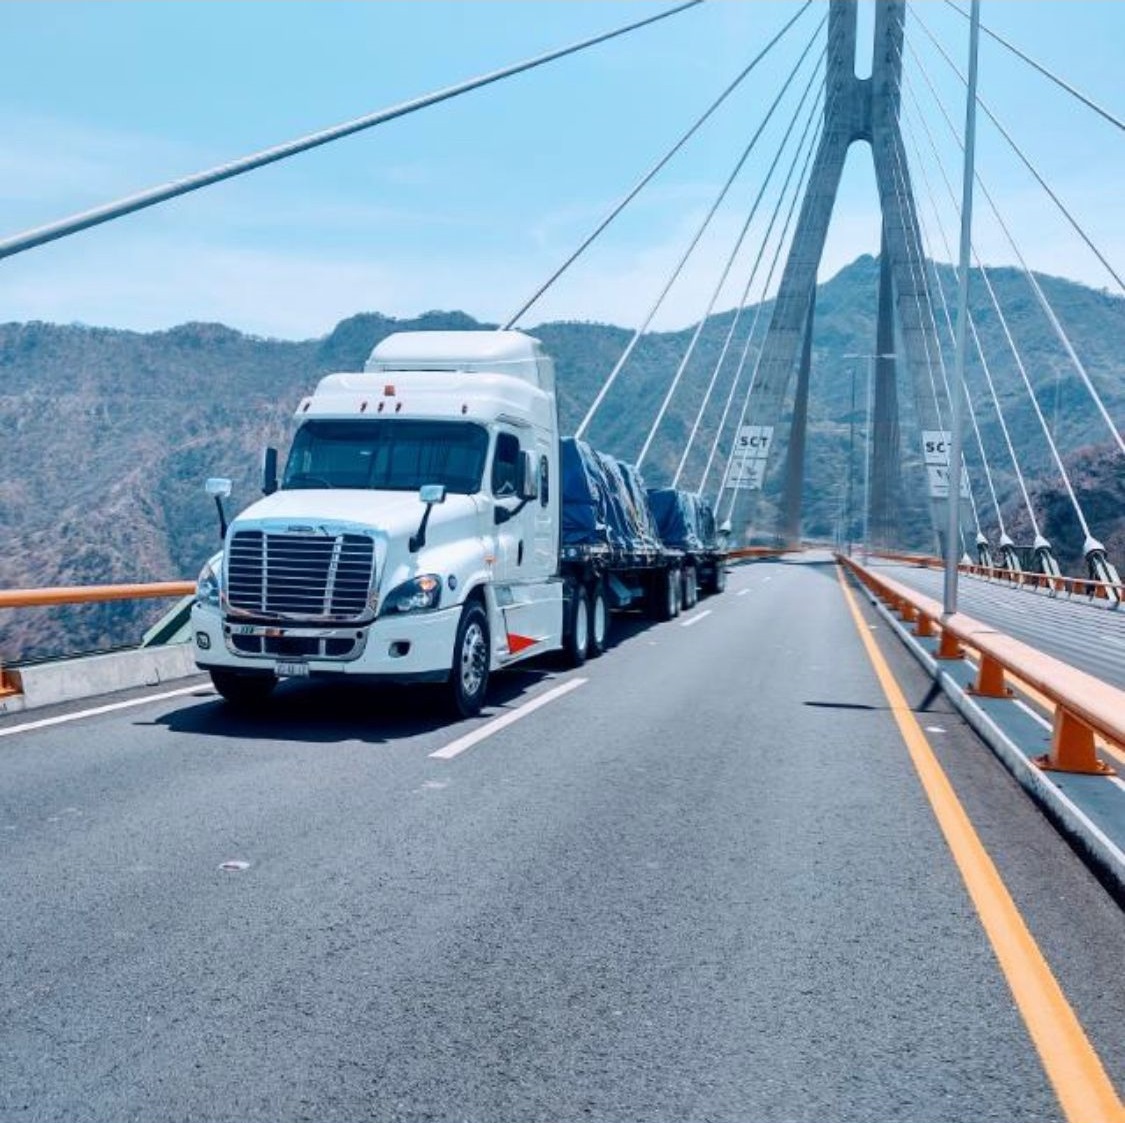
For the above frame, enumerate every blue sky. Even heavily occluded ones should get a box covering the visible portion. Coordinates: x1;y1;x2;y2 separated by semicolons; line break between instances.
0;1;1122;339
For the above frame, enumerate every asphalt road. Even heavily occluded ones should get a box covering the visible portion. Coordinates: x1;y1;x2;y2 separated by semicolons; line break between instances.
1;555;1123;1122
875;560;1125;689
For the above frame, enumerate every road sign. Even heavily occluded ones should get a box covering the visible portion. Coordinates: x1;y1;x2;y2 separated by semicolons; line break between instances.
922;430;970;498
926;464;971;500
725;425;773;490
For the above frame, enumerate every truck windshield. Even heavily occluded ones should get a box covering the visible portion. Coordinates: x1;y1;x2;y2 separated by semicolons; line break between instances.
282;419;489;494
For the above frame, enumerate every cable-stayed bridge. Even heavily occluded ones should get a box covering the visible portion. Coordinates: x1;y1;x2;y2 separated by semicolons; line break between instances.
2;4;1124;1120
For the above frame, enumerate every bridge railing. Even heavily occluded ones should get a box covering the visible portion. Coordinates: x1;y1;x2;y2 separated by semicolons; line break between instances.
839;554;1124;776
0;581;194;696
870;551;1125;602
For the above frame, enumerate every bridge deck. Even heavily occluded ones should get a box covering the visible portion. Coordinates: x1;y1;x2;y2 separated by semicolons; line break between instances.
0;555;1122;1121
871;560;1125;690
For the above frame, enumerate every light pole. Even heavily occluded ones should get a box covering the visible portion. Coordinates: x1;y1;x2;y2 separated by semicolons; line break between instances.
944;0;981;617
844;352;895;563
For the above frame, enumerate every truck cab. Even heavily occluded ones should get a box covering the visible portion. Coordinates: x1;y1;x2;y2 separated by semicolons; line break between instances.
191;331;565;715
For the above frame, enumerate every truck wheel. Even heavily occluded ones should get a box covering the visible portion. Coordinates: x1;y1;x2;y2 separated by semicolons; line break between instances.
683;565;698;609
588;581;610;657
713;563;727;595
564;585;588;667
448;601;490;717
210;670;276;708
656;567;678;622
671;568;683;618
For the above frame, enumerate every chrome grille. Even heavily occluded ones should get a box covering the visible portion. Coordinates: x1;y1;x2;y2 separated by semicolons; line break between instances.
226;531;375;620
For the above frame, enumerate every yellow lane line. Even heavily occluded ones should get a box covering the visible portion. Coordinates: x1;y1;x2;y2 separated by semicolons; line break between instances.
836;564;1125;1123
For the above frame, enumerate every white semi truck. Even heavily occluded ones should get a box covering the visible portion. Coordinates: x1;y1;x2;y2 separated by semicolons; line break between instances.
191;330;724;716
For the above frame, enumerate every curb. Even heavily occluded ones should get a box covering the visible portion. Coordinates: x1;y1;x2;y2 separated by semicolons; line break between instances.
852;576;1125;905
4;644;199;714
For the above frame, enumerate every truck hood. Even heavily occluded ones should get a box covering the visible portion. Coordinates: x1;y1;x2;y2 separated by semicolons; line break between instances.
230;488;483;540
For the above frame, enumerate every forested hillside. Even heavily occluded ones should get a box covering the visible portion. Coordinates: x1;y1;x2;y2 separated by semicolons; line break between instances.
1;256;1121;661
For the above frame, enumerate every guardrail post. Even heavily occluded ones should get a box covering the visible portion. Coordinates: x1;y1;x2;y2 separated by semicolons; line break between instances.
969;652;1011;698
913;613;935;638
1035;709;1114;775
936;627;963;660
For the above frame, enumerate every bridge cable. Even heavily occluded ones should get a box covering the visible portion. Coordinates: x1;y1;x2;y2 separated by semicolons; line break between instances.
942;0;1125;136
633;49;827;471
574;12;828;441
883;122;990;541
899;70;1049;540
905;35;1125;458
897;109;1015;540
0;2;703;262
714;98;828;519
503;0;817;330
882;145;976;555
914;6;1125;295
693;87;834;499
901;71;1095;542
682;90;826;493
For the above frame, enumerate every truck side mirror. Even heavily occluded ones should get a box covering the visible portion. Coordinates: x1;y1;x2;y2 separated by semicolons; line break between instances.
261;446;278;495
205;478;232;542
410;485;447;552
518;450;539;502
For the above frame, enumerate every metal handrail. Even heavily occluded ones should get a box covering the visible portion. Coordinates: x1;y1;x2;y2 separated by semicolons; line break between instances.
0;581;194;609
870;552;1125;600
839;553;1123;775
0;581;194;696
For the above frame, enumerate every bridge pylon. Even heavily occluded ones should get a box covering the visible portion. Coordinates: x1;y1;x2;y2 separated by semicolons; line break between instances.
729;0;966;553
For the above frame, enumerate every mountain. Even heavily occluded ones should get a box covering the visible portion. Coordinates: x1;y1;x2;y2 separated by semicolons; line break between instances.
1;256;1122;662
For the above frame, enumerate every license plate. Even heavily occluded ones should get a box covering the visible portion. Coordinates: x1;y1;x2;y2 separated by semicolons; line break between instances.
275;661;309;678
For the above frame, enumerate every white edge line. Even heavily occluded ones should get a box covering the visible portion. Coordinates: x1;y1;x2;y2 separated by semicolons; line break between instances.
681;609;713;628
0;683;210;738
737;588;751;597
429;677;587;761
1013;698;1052;732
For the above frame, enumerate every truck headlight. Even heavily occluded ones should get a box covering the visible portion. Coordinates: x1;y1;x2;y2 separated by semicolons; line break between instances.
195;555;222;609
382;574;442;614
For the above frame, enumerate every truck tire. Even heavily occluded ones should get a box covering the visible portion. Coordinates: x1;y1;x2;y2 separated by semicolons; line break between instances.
210;669;276;708
683;565;698;610
448;601;490;717
713;562;727;595
588;580;610;657
563;584;589;667
654;567;679;622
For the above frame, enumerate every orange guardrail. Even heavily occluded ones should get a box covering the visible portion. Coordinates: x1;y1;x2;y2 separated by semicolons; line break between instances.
838;553;1123;776
727;546;799;560
958;562;1125;602
871;550;943;568
871;552;1124;602
0;581;194;698
0;581;194;610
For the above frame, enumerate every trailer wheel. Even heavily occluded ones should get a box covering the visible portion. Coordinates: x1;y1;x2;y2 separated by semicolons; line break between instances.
656;567;680;621
683;565;698;610
588;580;610;657
210;670;276;708
448;601;490;717
713;562;727;595
563;585;589;667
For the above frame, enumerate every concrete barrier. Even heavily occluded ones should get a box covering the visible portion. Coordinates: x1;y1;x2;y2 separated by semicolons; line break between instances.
6;643;200;713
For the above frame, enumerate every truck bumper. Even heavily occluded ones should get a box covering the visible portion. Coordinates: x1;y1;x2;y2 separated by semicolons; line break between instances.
190;603;461;684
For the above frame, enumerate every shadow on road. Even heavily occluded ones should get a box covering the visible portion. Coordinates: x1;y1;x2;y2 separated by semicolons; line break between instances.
145;665;556;745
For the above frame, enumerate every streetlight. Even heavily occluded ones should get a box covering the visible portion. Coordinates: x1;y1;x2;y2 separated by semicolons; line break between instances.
843;351;896;562
944;0;981;618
